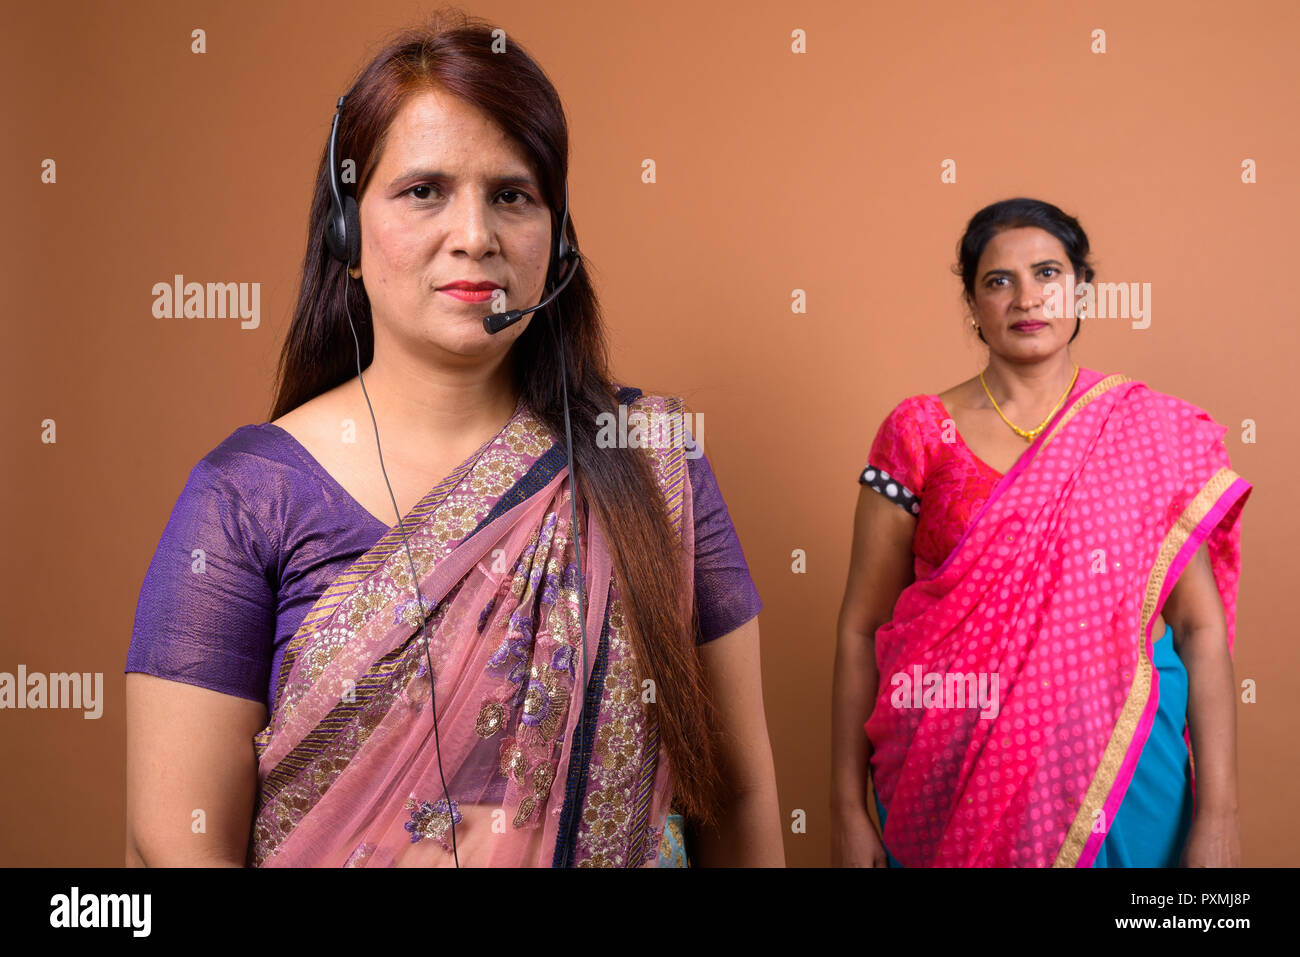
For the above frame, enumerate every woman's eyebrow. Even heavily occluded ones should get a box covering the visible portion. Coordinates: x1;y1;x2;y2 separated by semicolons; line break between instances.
387;167;540;190
979;259;1065;282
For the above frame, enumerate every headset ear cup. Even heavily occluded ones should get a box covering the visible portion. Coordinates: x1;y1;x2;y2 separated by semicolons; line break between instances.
342;194;361;268
325;209;345;264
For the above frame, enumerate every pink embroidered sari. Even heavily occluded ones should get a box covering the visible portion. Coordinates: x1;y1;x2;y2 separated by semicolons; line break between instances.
248;389;693;867
864;372;1251;867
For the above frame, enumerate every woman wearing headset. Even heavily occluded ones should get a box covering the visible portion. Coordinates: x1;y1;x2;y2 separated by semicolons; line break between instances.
125;12;782;867
831;198;1249;867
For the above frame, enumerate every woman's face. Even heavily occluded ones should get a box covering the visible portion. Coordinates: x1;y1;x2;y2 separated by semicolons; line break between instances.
354;87;554;363
970;226;1077;362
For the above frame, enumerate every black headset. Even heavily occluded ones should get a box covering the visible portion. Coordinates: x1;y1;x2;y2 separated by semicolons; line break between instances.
322;86;591;868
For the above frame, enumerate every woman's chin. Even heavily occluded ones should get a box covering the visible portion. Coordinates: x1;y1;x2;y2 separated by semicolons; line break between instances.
999;339;1068;362
403;311;498;350
425;326;520;361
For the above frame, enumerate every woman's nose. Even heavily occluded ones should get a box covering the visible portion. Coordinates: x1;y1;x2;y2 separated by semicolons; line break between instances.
447;194;496;257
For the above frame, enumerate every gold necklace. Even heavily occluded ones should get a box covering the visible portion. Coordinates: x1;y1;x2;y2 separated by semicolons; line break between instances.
979;364;1079;442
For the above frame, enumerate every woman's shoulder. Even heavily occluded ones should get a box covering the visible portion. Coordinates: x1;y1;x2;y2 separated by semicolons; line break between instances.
1120;374;1204;413
877;391;948;437
606;383;697;447
864;389;964;493
605;381;709;482
133;426;288;602
894;392;947;415
168;422;318;554
196;421;315;488
1114;375;1231;448
608;382;681;412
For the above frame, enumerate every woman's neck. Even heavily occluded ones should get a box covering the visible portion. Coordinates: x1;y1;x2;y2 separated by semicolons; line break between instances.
979;353;1079;411
348;351;520;456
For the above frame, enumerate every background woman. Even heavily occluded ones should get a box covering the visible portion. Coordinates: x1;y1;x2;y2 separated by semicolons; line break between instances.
124;12;782;867
831;198;1249;867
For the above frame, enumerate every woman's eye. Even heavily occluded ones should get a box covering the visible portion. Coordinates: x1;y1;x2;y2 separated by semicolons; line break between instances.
402;185;529;205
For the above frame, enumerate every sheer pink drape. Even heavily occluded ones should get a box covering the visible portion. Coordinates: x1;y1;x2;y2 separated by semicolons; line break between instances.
865;374;1249;867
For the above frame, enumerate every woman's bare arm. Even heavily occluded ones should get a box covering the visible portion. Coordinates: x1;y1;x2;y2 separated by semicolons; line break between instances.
691;616;785;866
831;486;916;866
1163;542;1242;866
125;673;267;867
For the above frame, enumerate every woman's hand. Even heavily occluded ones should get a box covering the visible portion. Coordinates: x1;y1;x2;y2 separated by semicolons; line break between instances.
832;804;889;867
1180;808;1242;867
831;487;915;868
691;616;786;866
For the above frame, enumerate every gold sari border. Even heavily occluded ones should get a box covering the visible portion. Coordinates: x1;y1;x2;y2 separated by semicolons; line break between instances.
265;403;523;725
1040;373;1132;451
1054;465;1240;867
659;395;688;537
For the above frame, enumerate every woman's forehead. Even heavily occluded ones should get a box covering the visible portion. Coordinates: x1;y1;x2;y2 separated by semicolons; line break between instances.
981;226;1067;263
377;87;535;178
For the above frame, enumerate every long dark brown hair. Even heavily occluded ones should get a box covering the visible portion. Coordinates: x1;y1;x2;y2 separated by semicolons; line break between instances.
268;9;722;824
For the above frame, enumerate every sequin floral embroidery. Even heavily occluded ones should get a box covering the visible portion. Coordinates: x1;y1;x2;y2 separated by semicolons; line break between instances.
404;796;462;848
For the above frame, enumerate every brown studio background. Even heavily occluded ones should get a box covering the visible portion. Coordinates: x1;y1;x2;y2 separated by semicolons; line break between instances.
3;0;1297;866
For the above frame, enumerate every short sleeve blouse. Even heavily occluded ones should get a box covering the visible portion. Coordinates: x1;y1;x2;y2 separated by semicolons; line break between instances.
859;395;1003;579
126;421;762;713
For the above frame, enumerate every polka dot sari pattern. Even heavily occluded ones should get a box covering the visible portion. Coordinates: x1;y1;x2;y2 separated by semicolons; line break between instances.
860;370;1250;867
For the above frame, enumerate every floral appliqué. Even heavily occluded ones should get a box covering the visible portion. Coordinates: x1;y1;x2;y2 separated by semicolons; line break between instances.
404;795;462;849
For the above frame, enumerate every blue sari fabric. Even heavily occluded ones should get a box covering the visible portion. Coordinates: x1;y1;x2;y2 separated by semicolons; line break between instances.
874;624;1193;868
656;813;689;867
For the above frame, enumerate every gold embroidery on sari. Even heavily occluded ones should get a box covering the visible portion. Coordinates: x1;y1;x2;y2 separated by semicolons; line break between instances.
251;407;552;864
265;454;491;732
519;664;569;744
657;812;688;867
571;394;689;866
512;760;558;829
513;796;537;828
532;760;555;798
404;794;462;847
253;392;687;866
475;701;506;738
250;637;430;862
500;738;525;781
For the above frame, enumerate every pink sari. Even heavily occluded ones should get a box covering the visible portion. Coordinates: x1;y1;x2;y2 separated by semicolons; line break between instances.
248;390;693;867
865;372;1251;867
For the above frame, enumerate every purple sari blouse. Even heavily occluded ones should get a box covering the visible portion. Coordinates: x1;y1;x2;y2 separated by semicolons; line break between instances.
126;420;763;713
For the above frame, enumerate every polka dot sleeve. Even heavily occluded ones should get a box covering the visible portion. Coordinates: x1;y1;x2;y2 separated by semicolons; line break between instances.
859;398;925;517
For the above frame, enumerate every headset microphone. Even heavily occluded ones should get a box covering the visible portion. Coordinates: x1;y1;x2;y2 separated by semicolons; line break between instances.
482;251;580;334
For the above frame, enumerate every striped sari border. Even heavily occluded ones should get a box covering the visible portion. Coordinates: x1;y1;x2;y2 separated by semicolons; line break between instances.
266;408;516;718
626;709;660;863
257;438;573;784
